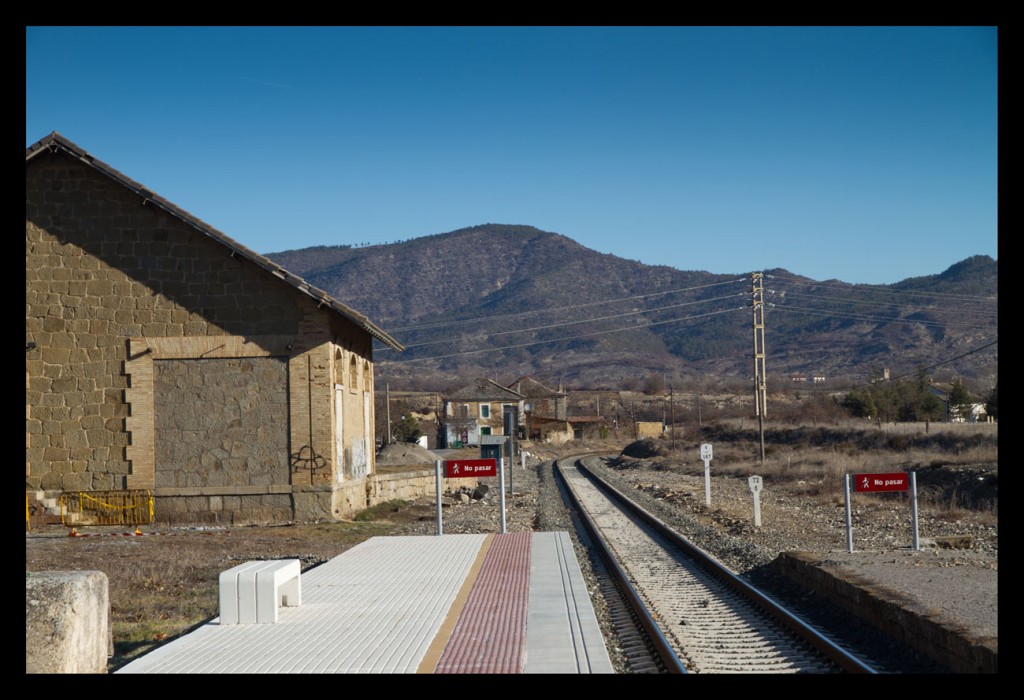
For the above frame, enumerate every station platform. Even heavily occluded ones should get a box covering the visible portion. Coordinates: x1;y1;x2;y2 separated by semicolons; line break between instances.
115;531;614;674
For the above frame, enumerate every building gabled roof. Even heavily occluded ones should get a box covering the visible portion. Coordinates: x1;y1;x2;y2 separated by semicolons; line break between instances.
568;415;605;424
26;132;403;352
527;415;571;426
507;376;565;398
446;377;525;402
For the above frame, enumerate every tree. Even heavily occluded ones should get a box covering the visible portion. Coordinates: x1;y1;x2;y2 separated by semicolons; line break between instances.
869;379;900;423
947;377;973;422
841;386;877;418
897;365;943;422
916;391;944;423
392;414;423;443
642;374;665;395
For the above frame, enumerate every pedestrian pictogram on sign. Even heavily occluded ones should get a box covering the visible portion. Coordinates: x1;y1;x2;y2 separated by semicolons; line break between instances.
853;472;908;492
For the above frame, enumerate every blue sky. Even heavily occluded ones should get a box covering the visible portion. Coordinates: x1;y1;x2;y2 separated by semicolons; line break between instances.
26;26;997;285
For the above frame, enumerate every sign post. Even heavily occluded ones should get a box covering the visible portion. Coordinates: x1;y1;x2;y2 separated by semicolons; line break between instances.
435;460;443;536
845;471;915;552
910;471;919;550
481;435;509;493
700;443;713;506
444;459;497;478
748;475;763;527
436;458;499;536
844;474;853;552
499;458;507;534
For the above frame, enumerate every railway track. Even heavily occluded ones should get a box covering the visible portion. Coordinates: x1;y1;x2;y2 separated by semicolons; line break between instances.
555;455;879;674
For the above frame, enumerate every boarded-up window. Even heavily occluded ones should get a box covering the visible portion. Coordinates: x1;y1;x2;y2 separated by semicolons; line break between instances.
153;357;289;488
335;348;345;386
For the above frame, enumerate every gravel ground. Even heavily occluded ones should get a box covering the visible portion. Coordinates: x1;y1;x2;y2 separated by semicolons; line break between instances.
392;446;997;674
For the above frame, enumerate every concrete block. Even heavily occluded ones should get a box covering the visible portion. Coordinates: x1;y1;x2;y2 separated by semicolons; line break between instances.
26;570;111;673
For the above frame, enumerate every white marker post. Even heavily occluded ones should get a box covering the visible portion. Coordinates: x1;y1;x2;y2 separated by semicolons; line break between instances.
499;457;507;534
844;474;854;552
748;475;763;527
700;443;713;506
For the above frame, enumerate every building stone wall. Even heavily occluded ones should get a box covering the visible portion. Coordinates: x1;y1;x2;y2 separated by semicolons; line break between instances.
26;145;382;525
154;357;290;488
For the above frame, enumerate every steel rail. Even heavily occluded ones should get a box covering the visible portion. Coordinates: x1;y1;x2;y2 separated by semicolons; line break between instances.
574;455;877;674
555;457;688;673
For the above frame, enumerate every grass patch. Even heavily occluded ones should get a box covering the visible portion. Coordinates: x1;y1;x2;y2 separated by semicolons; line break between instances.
353;499;417;522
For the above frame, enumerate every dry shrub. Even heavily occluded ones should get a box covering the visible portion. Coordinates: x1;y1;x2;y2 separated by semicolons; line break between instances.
677;419;997;514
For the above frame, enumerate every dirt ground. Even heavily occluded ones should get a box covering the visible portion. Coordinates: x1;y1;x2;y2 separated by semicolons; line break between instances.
26;504;436;670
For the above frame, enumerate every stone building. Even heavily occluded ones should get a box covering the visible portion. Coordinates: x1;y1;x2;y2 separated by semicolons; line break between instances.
440;378;525;447
25;132;417;525
506;376;572;443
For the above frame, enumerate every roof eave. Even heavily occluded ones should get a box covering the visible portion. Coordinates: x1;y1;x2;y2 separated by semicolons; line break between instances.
27;132;404;353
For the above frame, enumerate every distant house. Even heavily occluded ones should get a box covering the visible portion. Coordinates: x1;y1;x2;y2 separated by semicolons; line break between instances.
441;378;525;447
928;384;988;423
635;421;665;438
26;132;405;525
506;376;573;443
958;404;989;423
563;415;610;442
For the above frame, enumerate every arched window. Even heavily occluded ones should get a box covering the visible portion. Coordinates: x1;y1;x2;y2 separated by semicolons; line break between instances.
334;348;345;386
363;361;371;393
349;355;358;393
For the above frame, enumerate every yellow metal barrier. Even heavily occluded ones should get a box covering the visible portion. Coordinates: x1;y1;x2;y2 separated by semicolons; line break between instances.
60;490;154;533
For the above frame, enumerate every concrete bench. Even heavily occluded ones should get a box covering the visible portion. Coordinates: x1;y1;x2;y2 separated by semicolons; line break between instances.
219;559;301;625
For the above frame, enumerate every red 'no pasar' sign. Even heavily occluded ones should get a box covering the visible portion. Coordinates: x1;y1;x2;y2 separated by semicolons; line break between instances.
445;459;497;478
854;472;908;492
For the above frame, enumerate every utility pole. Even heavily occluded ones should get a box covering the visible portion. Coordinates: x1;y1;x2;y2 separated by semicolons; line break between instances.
669;384;675;452
385;382;392;446
752;272;767;463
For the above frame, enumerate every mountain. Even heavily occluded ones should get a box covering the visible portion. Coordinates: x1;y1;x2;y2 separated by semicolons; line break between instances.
267;225;998;391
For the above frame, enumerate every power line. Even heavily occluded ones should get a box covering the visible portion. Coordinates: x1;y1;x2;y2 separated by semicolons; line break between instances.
381;292;746;351
385;277;748;333
822;339;998;395
776;290;997;318
377;305;747;364
771;304;996;331
373;268;996;381
766;273;997;304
